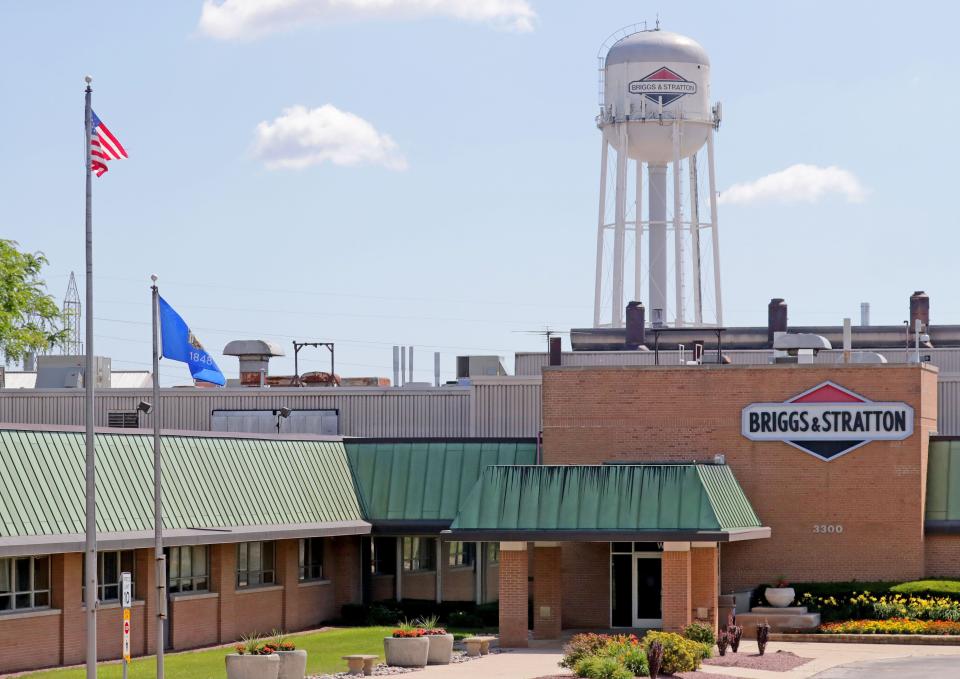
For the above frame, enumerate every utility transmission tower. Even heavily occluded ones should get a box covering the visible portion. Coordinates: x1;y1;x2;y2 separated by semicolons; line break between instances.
62;272;82;355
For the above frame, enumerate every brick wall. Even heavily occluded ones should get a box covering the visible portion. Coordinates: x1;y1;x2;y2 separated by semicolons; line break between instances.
372;575;395;601
400;570;437;600
661;550;691;632
533;546;562;639
925;534;960;577
441;541;477;602
560;542;609;628
498;547;529;647
543;364;938;591
331;537;362;611
0;611;61;673
170;594;219;649
691;546;719;630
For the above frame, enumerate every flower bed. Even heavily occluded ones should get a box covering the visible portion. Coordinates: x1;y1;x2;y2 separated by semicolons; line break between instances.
801;592;960;623
819;619;960;635
560;630;711;678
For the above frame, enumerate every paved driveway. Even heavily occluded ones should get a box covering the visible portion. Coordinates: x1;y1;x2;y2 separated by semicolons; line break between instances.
812;655;960;678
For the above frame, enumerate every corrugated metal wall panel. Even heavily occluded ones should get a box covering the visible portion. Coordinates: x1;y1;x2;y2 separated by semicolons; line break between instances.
470;378;542;437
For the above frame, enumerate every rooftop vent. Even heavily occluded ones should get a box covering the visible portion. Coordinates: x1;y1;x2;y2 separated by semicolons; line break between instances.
772;333;831;365
223;340;285;387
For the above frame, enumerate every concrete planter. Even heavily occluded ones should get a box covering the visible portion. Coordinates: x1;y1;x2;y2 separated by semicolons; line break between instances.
765;587;796;608
276;650;308;679
383;636;429;667
425;633;454;664
225;653;280;679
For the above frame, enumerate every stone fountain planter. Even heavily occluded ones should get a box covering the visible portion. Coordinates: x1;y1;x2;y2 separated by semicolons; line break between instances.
383;636;429;667
425;633;454;664
276;649;308;679
764;587;796;608
225;653;280;679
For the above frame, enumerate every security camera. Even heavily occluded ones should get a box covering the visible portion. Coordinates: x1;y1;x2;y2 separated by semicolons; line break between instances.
137;400;153;414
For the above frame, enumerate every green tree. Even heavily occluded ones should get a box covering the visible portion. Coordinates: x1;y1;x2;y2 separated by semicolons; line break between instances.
0;240;65;363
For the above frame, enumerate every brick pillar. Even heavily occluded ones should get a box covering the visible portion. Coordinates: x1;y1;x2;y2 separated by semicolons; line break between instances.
279;540;299;631
498;543;528;648
54;553;84;666
661;544;692;633
135;548;158;655
533;544;562;640
212;543;237;643
691;544;719;632
333;537;362;611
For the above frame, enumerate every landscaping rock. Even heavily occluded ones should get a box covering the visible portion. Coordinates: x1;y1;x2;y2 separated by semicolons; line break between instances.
702;649;812;671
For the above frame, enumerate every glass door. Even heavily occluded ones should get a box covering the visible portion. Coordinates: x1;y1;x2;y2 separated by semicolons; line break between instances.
633;553;662;628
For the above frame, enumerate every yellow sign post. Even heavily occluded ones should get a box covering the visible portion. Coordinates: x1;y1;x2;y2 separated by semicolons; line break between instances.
121;572;132;678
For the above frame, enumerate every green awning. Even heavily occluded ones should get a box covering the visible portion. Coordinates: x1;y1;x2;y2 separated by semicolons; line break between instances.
0;428;368;555
448;464;769;542
927;438;960;532
345;439;537;530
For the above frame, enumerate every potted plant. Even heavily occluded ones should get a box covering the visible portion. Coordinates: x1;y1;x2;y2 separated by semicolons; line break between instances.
417;616;454;665
269;630;307;679
384;621;430;668
226;634;280;679
764;578;795;608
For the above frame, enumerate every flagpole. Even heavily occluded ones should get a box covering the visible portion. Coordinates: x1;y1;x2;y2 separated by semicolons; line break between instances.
151;276;166;679
83;74;99;679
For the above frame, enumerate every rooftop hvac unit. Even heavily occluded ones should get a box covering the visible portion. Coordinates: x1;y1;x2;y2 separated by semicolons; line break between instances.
35;355;112;389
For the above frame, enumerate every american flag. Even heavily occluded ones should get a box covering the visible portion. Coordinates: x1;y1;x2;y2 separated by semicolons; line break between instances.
89;111;127;177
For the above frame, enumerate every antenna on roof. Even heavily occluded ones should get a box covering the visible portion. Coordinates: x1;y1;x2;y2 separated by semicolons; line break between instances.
655;13;661;30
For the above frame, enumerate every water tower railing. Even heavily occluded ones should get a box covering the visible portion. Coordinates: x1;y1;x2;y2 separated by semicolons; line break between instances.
596;22;650;106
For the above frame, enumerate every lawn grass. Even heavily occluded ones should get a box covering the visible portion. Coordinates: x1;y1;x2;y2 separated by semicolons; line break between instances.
21;627;394;679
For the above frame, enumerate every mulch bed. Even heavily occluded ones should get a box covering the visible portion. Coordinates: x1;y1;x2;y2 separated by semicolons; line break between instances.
703;649;812;672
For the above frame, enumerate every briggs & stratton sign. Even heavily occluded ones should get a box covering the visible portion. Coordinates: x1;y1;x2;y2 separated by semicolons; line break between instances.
628;67;697;106
741;381;914;461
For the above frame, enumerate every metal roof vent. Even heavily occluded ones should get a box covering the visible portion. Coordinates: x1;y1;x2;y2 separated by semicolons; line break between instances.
772;333;831;365
223;340;285;387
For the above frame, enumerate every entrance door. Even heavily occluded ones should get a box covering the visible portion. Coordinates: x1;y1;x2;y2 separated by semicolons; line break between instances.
633;553;662;628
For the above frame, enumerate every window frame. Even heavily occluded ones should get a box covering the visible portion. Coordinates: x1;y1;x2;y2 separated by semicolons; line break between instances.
401;537;436;572
488;543;500;564
167;545;210;594
298;537;325;582
0;555;51;613
370;537;396;576
82;550;135;603
447;541;476;568
236;541;276;589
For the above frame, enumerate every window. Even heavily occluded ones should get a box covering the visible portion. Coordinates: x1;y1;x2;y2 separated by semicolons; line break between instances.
168;546;209;594
448;542;476;568
299;538;324;581
236;541;275;588
108;411;139;428
488;543;500;564
82;551;135;602
0;556;50;612
402;537;435;572
371;537;396;575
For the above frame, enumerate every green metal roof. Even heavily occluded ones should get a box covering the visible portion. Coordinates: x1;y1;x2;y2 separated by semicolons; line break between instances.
927;439;960;525
0;429;366;543
449;464;768;541
345;439;537;526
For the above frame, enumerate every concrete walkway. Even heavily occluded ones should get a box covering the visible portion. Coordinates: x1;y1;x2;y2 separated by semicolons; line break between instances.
410;640;960;679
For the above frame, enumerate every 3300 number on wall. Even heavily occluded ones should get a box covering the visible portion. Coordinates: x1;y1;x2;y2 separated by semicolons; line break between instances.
813;524;843;534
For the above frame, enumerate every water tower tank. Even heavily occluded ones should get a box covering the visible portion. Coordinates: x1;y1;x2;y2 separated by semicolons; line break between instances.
602;30;712;163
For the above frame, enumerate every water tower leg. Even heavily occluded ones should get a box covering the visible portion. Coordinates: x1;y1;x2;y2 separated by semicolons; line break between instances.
648;164;668;324
672;121;685;327
634;159;643;304
707;128;723;326
593;138;609;328
689;153;703;326
611;124;629;328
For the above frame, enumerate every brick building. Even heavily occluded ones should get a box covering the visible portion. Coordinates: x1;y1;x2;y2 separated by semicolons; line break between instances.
0;362;958;671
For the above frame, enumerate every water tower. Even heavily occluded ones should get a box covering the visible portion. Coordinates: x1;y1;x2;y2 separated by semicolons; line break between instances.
592;24;723;328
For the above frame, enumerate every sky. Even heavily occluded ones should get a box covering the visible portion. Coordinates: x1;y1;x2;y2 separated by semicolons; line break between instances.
3;1;959;385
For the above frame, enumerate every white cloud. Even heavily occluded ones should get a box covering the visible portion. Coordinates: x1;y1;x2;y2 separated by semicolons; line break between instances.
199;0;537;40
718;164;867;206
252;104;408;171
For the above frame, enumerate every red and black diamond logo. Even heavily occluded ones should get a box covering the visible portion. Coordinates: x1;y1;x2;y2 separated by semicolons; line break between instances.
627;67;697;106
741;382;914;462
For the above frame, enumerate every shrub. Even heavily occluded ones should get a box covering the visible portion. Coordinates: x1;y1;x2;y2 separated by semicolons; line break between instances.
573;655;633;679
642;631;702;674
368;604;403;626
447;610;483;628
600;635;648;677
476;602;500;627
340;603;367;626
561;633;613;669
683;621;716;646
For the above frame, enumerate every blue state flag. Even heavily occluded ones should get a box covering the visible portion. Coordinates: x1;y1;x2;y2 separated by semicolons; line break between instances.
158;296;226;386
